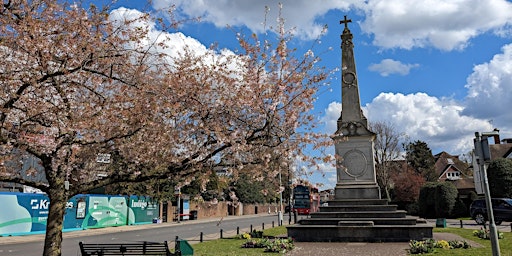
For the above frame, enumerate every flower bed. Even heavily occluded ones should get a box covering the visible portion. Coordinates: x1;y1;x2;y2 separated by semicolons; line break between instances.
409;238;471;254
239;234;294;253
473;228;504;240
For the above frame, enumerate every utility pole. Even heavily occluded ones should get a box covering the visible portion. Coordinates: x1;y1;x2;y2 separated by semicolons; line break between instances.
474;130;500;256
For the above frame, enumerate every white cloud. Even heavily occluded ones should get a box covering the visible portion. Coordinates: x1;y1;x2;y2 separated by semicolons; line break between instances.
368;59;419;76
359;0;512;50
462;43;512;131
322;93;494;155
110;8;209;57
152;0;512;50
109;8;243;71
320;102;341;134
152;0;354;40
365;92;493;154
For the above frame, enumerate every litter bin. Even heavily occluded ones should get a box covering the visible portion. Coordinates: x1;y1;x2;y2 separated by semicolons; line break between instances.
436;218;446;228
176;239;194;256
190;210;197;220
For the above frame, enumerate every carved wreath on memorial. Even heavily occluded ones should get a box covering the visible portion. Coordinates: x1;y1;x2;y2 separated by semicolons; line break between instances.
342;149;367;178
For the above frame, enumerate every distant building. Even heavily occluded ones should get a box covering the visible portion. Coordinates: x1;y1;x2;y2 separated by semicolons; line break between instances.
433;151;474;199
0;150;46;193
489;136;512;160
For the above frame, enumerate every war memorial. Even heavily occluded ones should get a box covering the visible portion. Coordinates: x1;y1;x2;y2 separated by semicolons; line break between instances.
286;17;433;242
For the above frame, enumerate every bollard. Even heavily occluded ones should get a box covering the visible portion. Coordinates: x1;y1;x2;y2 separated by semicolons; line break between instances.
262;223;265;230
460;220;463;228
220;229;223;239
237;227;240;235
293;211;297;223
200;232;203;243
510;223;512;232
272;221;275;228
250;224;253;232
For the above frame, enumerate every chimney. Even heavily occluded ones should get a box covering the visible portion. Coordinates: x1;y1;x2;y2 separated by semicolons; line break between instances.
492;128;500;144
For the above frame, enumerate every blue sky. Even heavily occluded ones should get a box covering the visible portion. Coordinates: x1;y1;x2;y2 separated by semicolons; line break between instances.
94;0;512;189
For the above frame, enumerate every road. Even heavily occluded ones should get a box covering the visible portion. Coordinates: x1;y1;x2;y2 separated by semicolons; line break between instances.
0;213;290;256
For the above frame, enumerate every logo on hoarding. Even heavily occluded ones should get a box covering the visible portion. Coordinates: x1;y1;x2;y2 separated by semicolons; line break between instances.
131;200;148;209
31;199;49;210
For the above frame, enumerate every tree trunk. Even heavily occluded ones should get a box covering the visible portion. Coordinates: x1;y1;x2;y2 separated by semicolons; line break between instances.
43;188;67;256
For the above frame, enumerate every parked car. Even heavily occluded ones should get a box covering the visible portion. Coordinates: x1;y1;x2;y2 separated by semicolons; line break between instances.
470;198;512;225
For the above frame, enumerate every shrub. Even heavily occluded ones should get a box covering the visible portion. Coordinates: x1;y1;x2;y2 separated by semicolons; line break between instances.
418;183;437;218
418;182;458;218
450;199;468;218
406;202;419;216
487;158;512;198
435;182;458;217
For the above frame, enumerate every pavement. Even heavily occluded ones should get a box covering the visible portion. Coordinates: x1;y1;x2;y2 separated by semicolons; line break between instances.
1;216;508;255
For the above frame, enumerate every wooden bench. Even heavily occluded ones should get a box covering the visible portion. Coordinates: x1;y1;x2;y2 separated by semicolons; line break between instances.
79;241;180;256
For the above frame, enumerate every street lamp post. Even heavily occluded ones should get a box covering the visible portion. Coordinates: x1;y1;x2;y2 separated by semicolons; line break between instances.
174;186;181;224
278;170;283;226
288;167;292;225
474;131;500;256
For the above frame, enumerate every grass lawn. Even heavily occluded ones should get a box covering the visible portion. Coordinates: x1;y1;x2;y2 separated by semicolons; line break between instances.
191;226;511;255
192;226;288;256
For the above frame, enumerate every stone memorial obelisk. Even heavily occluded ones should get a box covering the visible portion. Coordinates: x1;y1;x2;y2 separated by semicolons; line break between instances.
286;16;433;242
333;16;380;199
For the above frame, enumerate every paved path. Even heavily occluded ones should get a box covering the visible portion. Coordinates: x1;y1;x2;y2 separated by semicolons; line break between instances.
287;231;484;256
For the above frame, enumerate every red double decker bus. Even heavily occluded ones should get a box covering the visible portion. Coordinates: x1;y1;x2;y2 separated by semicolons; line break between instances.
292;185;319;215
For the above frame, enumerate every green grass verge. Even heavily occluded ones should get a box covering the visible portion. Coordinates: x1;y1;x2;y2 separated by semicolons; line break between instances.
192;226;288;256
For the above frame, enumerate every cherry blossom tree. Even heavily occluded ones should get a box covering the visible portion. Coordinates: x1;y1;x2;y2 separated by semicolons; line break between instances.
0;1;329;255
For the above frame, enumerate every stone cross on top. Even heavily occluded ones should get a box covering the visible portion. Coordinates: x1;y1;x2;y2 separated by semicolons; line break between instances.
340;15;352;29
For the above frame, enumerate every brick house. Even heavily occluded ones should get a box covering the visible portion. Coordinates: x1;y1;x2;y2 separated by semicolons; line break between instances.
434;151;475;199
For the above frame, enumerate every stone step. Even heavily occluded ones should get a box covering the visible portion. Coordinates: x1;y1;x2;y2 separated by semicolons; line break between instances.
310;210;407;219
327;199;389;206
299;217;419;226
319;204;397;212
337;220;374;226
287;224;433;242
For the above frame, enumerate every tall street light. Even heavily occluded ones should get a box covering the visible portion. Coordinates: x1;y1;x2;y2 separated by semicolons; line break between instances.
278;170;283;226
474;130;500;256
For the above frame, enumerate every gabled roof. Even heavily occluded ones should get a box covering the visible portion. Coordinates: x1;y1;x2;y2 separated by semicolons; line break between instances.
433;151;469;178
490;143;512;160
